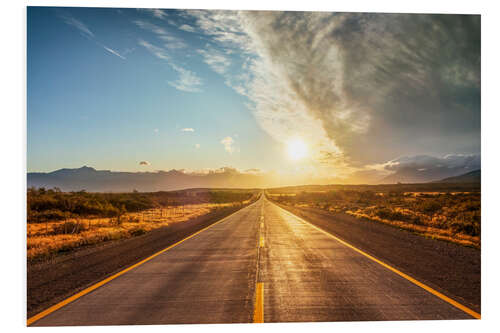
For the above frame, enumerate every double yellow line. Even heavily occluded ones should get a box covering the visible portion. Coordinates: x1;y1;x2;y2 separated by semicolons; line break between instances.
253;283;264;323
253;215;265;323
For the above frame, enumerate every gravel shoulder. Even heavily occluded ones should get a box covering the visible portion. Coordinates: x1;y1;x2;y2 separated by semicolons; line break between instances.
273;202;481;312
27;204;252;318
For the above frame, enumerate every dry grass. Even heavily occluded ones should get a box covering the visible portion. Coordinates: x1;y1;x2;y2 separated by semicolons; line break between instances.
27;202;248;261
346;210;479;248
268;190;480;249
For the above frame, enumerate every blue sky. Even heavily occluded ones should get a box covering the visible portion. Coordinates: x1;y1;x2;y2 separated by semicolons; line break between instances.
27;7;283;173
27;8;480;184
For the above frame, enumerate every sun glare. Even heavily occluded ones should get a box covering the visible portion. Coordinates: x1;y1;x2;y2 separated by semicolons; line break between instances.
287;138;308;161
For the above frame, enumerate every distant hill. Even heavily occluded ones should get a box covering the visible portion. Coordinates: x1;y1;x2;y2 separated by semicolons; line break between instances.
379;166;480;184
435;169;480;183
267;182;480;194
27;166;271;192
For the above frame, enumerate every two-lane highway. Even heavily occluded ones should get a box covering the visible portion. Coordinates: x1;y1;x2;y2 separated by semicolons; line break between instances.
30;195;476;326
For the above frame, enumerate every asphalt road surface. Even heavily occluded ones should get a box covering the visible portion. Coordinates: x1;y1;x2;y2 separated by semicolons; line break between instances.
31;195;475;326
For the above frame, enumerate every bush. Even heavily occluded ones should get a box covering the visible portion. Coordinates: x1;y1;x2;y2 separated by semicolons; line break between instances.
52;221;87;235
27;187;257;223
375;208;403;220
416;200;442;214
30;209;67;222
129;227;147;236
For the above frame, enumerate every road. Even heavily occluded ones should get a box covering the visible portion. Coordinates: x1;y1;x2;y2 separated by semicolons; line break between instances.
30;195;476;326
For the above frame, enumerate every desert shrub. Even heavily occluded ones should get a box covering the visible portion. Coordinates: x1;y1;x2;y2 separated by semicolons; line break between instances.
52;221;87;235
207;191;253;203
30;209;67;222
127;216;140;223
449;211;480;236
27;187;257;223
416;200;442;214
374;208;402;220
450;221;479;236
129;227;147;236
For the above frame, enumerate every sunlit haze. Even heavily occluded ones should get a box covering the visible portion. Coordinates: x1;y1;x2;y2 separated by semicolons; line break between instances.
287;138;308;161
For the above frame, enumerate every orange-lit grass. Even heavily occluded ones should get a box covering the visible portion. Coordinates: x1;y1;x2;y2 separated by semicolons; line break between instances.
345;209;479;248
27;202;246;261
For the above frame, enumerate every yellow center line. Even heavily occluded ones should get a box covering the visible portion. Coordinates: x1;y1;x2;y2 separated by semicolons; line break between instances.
253;282;264;323
259;236;265;248
27;203;256;326
277;205;481;320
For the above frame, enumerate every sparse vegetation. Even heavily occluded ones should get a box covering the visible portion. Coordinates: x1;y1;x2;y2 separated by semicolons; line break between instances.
27;188;259;261
267;186;480;248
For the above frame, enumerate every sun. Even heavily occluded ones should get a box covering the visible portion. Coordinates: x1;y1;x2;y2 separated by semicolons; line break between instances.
287;138;308;161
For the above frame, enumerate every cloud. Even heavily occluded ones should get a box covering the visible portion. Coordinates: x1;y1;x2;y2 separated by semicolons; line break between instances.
186;10;252;51
141;8;169;20
59;13;125;60
362;153;481;183
154;128;159;133
179;24;196;32
379;154;481;173
139;161;150;166
134;19;169;35
138;39;170;60
134;20;187;49
187;11;480;177
158;35;188;49
244;168;262;174
181;128;195;132
60;14;94;38
135;20;202;92
138;39;202;92
195;143;200;149
220;136;236;153
168;64;203;92
98;43;126;59
197;47;231;74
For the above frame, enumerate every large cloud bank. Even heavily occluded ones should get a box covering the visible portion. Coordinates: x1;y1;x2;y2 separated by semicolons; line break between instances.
186;11;480;178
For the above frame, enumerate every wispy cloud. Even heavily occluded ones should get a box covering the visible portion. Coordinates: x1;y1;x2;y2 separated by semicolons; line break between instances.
185;10;252;51
98;42;126;59
168;64;203;92
141;8;169;20
60;14;94;38
138;39;170;60
220;136;236;153
197;47;231;74
181;128;195;132
139;161;150;166
158;35;188;49
138;39;202;92
179;24;196;32
134;20;169;35
59;13;125;60
140;9;198;34
134;20;187;49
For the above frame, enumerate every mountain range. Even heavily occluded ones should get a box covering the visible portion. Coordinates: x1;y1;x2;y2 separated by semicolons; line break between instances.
27;166;272;192
435;169;480;183
27;166;481;192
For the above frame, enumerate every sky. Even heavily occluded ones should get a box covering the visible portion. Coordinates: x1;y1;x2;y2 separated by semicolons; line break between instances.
27;7;481;184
